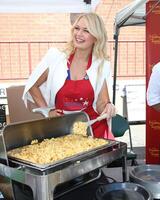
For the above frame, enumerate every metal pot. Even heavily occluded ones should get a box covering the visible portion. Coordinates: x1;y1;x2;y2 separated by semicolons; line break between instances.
129;164;160;199
95;182;152;200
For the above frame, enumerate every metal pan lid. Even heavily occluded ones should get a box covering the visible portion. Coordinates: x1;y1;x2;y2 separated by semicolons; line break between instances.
95;182;153;200
129;164;160;199
130;164;160;183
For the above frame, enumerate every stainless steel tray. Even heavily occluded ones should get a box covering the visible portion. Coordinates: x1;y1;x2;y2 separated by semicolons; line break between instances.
8;140;117;171
3;112;93;151
2;111;118;171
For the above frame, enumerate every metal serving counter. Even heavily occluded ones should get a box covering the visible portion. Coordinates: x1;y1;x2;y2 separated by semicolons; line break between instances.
0;112;127;200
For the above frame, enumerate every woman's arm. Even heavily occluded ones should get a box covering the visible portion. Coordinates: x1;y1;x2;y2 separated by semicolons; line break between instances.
96;81;110;113
96;81;116;118
29;69;48;108
29;69;63;117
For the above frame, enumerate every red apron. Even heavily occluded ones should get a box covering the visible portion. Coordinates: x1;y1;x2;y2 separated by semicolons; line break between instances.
55;54;114;139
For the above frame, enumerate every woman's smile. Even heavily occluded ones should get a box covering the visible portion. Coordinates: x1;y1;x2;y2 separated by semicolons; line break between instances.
73;17;96;50
75;37;85;43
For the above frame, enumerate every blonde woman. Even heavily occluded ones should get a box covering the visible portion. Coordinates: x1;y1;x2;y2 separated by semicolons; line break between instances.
23;13;116;139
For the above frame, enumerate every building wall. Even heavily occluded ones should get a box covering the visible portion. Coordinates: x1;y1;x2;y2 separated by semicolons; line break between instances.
0;0;145;42
0;0;145;82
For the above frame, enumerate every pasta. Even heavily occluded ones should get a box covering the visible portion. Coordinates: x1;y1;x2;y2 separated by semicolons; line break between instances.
72;121;88;136
8;134;108;165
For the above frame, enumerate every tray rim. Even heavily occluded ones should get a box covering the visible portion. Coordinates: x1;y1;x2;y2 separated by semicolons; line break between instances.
130;164;160;184
8;139;118;171
96;182;152;200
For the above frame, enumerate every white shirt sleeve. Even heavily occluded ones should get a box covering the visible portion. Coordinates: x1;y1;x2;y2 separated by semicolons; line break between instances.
147;62;160;106
22;47;60;107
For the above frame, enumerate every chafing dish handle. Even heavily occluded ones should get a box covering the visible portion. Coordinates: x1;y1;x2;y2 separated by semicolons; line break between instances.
0;163;25;183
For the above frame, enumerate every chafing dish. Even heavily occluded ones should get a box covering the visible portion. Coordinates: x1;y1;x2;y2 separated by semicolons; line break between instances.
0;112;127;200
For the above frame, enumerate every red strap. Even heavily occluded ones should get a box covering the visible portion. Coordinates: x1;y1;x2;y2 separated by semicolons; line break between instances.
87;53;92;69
67;52;92;69
67;53;74;68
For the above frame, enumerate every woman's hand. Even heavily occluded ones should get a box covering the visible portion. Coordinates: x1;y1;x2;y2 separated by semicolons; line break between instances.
101;103;116;119
49;109;64;117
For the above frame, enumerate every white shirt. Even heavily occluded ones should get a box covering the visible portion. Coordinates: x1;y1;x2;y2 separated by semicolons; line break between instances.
22;48;112;112
147;62;160;106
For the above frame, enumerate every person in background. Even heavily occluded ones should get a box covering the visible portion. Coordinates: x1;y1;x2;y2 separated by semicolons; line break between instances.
147;62;160;112
22;13;116;139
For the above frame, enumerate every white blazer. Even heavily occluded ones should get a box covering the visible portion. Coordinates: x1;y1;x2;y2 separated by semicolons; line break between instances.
22;48;112;113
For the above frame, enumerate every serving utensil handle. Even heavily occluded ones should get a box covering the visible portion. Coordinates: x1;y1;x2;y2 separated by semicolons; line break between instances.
97;113;109;121
87;113;109;127
32;107;52;118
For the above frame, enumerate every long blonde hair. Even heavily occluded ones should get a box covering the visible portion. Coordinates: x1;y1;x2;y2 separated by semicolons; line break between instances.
65;13;109;60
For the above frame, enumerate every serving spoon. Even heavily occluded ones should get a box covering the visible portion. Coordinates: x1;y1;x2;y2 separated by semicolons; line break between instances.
86;113;109;127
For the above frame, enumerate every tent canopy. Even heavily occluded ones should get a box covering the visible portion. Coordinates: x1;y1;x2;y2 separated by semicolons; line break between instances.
0;0;100;13
114;0;147;30
113;0;148;104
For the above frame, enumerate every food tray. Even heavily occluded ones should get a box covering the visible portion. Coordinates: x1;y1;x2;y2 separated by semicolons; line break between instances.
8;140;117;171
